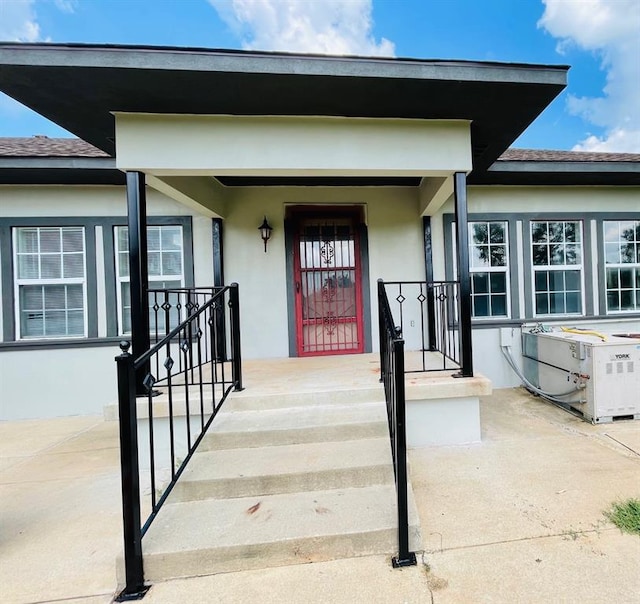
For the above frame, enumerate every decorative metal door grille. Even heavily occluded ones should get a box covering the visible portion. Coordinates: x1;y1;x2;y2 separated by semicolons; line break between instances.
295;216;364;355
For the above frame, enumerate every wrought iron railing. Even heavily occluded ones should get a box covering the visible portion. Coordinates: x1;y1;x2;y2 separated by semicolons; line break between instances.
382;280;464;373
377;280;416;568
115;283;242;600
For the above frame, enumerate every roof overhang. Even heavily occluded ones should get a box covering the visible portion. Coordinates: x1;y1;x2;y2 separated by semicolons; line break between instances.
0;43;568;174
468;160;640;186
0;157;124;185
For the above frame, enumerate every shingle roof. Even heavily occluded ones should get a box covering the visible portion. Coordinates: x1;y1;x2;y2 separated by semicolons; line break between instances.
498;148;640;162
0;136;108;158
1;137;638;165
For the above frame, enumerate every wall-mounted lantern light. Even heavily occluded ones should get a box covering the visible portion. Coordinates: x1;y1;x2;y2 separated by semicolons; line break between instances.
258;216;273;252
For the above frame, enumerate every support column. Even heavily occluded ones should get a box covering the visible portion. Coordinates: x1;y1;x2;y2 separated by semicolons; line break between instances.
212;218;227;361
126;171;151;395
422;217;437;352
454;172;474;377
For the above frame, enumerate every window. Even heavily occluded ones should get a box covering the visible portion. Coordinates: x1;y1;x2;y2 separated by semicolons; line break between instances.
115;225;184;334
13;226;87;338
604;220;640;313
531;220;583;315
468;221;509;318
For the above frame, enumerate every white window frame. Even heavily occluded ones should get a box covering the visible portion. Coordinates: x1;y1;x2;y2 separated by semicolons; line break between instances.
114;225;185;336
603;219;640;314
530;220;585;317
468;220;511;319
12;226;88;340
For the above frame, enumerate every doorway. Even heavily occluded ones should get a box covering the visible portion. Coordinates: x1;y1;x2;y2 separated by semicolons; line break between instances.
289;207;366;356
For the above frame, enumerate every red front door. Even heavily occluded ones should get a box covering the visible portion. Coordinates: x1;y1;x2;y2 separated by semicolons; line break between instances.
293;210;365;356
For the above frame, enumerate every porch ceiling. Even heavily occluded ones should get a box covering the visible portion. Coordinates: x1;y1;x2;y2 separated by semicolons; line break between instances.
0;44;568;175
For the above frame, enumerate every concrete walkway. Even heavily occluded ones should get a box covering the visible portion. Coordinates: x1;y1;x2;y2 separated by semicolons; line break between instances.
0;388;638;603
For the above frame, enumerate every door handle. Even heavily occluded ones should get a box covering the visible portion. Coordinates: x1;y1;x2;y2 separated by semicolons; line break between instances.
296;282;301;294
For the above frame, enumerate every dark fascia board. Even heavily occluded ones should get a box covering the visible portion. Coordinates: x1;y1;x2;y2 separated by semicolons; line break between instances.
0;43;568;173
0;157;124;185
468;159;640;185
0;42;568;84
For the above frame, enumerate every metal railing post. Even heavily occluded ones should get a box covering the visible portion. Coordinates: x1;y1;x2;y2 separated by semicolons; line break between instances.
114;341;148;601
229;283;243;391
391;338;417;568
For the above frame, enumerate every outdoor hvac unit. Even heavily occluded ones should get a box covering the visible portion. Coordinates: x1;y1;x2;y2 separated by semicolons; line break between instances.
522;328;640;423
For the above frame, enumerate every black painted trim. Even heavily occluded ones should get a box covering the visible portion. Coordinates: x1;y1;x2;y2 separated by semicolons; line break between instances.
212;218;224;287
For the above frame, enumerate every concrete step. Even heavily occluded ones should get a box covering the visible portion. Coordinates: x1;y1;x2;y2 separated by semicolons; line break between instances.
142;484;422;581
171;438;395;502
200;402;388;450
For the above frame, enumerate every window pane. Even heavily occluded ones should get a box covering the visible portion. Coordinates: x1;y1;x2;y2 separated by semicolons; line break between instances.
40;228;61;253
471;223;488;245
566;292;581;314
21;285;43;310
549;271;565;292
535;293;549;314
605;242;619;264
564;222;578;242
532;245;548;266
44;310;66;336
490;273;506;293
490;246;506;267
565;270;581;291
535;271;548;292
44;285;66;310
532;223;548;243
118;252;130;278
473;295;489;317
148;252;161;276
620;290;634;311
67;310;84;335
470;245;490;268
489;223;505;243
147;227;161;251
565;244;580;265
62;228;84;253
607;268;619;289
21;309;43;337
607;291;620;312
550;222;564;242
472;273;489;294
620;243;635;263
17;229;38;253
161;251;182;276
550;293;565;314
67;285;84;308
18;255;39;279
549;244;564;265
63;253;84;278
161;227;182;251
491;294;507;316
620;268;633;288
41;254;62;279
117;227;129;251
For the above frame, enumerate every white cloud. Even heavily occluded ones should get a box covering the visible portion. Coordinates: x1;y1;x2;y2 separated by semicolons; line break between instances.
209;0;394;57
539;0;640;152
54;0;78;13
0;0;41;42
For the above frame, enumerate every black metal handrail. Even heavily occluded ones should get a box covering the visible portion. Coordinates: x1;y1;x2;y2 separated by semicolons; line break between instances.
377;279;416;568
115;283;242;600
382;280;464;374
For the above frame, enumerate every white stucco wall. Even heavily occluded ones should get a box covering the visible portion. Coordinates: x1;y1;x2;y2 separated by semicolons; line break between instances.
222;186;424;359
0;184;215;419
115;114;472;176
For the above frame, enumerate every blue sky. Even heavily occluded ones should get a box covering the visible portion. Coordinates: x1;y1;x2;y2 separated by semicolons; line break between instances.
1;0;638;151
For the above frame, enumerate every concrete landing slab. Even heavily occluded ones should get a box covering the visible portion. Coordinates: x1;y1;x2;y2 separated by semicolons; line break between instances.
173;437;394;501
